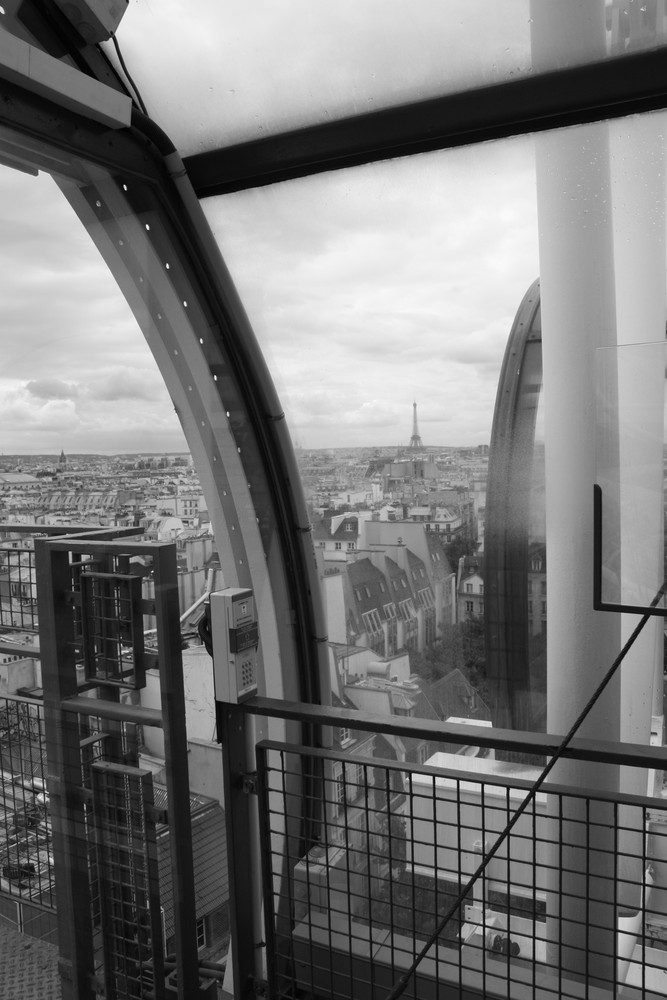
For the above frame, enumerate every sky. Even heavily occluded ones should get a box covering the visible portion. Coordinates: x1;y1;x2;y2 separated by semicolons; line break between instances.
0;1;541;456
0;166;187;456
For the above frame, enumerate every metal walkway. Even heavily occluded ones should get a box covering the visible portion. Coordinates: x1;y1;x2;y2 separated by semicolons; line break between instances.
0;922;61;1000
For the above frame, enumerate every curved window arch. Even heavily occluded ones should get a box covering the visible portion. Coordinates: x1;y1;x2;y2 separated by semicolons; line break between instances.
485;278;544;732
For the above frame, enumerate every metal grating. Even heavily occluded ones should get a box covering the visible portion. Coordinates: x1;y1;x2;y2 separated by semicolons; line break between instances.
91;761;165;1000
256;741;667;1000
80;571;145;689
0;698;54;913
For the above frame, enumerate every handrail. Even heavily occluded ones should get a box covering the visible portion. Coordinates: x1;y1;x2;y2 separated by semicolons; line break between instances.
243;695;667;771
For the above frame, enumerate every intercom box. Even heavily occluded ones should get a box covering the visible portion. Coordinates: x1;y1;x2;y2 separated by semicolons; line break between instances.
210;588;259;703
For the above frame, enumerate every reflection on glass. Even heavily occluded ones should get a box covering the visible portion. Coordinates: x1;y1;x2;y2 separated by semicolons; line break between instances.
596;341;666;614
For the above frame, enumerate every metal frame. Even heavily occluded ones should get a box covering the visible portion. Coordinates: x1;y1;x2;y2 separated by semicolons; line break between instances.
35;533;199;1000
593;483;667;616
255;738;661;1000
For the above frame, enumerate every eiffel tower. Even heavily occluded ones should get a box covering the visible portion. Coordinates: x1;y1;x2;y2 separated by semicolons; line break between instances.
409;401;423;449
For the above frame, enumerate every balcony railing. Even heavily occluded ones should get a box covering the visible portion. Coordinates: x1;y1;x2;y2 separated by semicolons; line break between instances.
222;698;667;1000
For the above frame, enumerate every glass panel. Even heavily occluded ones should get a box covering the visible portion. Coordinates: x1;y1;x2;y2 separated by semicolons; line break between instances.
534;109;666;748
107;0;531;152
206;106;667;744
98;1;662;157
204;136;540;731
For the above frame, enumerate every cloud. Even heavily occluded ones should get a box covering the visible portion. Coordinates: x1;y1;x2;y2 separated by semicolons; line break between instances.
88;369;168;402
25;379;79;400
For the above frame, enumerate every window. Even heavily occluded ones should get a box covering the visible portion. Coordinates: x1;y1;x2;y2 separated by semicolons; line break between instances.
418;589;434;609
332;762;345;808
465;601;474;615
345;522;354;531
362;609;383;634
335;542;342;550
347;542;355;550
465;583;473;593
196;917;207;950
386;618;398;655
399;599;417;622
332;761;364;807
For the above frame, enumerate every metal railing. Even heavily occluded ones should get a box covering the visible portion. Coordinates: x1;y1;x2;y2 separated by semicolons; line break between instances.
222;698;667;1000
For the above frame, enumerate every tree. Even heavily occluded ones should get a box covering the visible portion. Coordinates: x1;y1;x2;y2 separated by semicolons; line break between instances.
410;616;487;701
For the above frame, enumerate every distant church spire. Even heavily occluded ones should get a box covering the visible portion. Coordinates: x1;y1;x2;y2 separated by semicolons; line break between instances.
409;401;423;449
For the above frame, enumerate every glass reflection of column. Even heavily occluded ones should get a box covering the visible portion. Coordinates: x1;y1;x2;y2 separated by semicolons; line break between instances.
532;0;620;987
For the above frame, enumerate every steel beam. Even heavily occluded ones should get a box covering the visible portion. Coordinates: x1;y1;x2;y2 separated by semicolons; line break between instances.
183;47;667;196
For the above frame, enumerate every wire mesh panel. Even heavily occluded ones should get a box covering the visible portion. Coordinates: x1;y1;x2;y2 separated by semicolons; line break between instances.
80;571;145;689
36;534;202;1000
256;740;667;1000
0;697;54;912
91;760;165;1000
0;543;39;631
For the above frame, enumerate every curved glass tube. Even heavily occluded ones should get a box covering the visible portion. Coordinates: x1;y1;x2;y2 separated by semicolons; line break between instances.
485;280;543;732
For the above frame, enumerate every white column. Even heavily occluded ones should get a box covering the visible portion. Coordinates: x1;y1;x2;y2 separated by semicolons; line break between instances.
532;1;621;984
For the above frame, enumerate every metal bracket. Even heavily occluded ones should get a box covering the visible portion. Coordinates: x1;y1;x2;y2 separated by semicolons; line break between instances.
242;772;258;795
